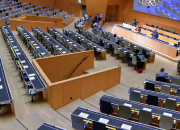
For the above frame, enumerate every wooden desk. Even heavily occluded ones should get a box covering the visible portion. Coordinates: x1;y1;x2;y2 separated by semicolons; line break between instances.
144;25;180;39
82;17;94;30
123;23;179;44
112;25;177;58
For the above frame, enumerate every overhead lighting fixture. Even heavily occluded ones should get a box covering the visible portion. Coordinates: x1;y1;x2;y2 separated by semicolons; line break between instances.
139;0;164;7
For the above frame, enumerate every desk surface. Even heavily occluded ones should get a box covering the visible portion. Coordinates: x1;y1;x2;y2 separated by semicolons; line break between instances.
72;107;163;130
0;56;12;104
17;26;50;57
49;28;85;51
129;87;180;102
2;26;46;90
33;27;71;54
65;29;106;53
37;123;65;130
101;95;180;120
145;79;180;90
113;25;178;58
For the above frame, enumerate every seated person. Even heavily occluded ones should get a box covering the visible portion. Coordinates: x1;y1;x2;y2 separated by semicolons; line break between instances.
84;13;89;20
98;23;102;31
135;25;141;32
151;30;159;39
135;50;144;69
114;34;119;44
156;68;168;78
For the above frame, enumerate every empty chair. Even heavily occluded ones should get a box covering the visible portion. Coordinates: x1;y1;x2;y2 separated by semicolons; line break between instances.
132;56;137;70
139;110;152;125
129;91;141;102
176;89;180;96
130;44;136;52
160;85;170;94
164;98;177;110
146;95;159;106
145;82;155;91
159;115;174;130
156;77;167;82
171;77;180;85
124;41;130;49
100;100;113;114
119;105;131;120
93;121;106;130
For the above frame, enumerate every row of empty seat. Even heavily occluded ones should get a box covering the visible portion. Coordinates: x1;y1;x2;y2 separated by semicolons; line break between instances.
72;107;163;130
16;26;50;58
100;29;155;62
1;25;46;92
63;29;106;59
32;27;71;55
47;28;85;52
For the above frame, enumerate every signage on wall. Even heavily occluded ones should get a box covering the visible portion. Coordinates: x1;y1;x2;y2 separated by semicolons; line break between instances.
78;0;81;3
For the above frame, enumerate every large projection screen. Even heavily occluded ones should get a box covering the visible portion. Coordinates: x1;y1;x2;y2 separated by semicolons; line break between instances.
133;0;180;21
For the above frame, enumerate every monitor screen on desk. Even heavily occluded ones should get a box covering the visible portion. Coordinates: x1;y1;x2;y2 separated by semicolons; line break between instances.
100;14;103;19
6;13;8;16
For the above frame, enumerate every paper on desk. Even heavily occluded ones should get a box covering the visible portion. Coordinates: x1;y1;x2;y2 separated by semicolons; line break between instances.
98;118;109;124
79;112;89;118
29;77;35;81
143;107;152;112
23;65;28;69
21;60;26;64
124;103;132;108
121;124;132;130
0;85;3;89
163;112;172;117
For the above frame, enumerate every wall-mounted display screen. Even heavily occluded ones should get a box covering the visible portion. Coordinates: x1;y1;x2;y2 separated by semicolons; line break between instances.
133;0;180;21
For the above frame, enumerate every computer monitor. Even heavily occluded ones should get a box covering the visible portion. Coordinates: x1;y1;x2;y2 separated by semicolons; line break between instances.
100;13;103;18
147;95;158;106
15;15;17;18
25;7;28;10
0;10;2;14
6;13;8;16
17;6;19;8
145;82;155;91
93;121;106;130
3;10;5;12
9;8;11;10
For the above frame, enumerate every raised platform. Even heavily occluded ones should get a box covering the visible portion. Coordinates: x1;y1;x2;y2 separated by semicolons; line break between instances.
111;24;180;62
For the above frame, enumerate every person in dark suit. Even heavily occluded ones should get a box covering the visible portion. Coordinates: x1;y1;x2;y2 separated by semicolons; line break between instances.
94;14;100;23
135;50;143;69
151;30;159;39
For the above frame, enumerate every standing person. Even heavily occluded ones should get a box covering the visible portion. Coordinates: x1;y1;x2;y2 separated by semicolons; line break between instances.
84;13;89;20
114;34;119;45
95;14;100;23
133;19;137;26
135;50;143;69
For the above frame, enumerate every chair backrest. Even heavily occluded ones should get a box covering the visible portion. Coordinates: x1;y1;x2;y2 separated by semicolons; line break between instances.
160;85;170;94
93;121;106;130
164;99;177;110
124;41;129;49
145;82;155;91
100;100;113;114
156;77;167;82
147;95;158;106
139;110;152;125
119;105;131;120
129;91;141;102
176;89;180;96
132;56;137;65
171;78;180;85
159;115;173;130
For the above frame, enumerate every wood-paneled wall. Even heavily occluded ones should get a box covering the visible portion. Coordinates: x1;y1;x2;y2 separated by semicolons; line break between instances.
86;0;107;20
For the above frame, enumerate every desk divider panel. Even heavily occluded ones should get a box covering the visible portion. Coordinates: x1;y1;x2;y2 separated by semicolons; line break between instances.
10;15;64;32
34;51;94;83
64;15;75;26
33;51;120;110
0;19;5;26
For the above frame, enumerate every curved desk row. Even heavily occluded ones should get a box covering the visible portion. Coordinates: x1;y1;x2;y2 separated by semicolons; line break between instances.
112;25;178;58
